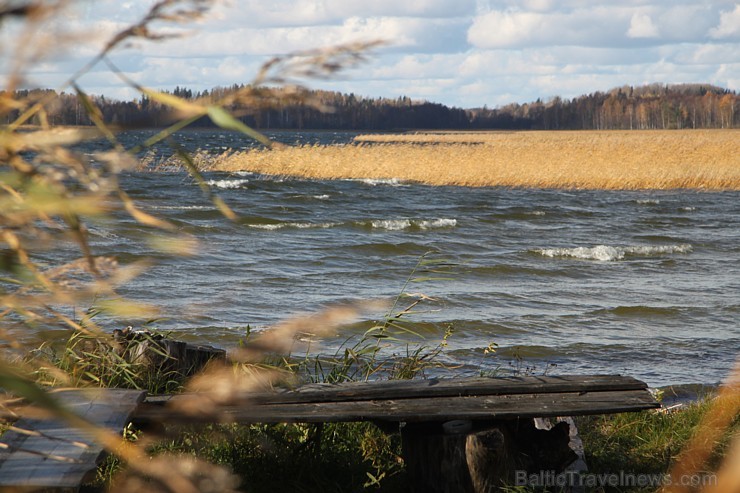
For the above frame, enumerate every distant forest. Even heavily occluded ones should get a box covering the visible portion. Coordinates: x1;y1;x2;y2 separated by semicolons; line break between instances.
3;83;738;131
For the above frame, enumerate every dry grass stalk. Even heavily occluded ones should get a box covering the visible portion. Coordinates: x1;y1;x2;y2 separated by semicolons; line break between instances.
109;454;240;493
2;3;387;487
663;359;740;493
171;301;388;420
4;3;736;491
231;301;386;362
209;41;385;120
211;130;740;190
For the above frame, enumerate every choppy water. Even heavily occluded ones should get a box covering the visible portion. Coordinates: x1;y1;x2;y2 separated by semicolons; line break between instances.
71;131;740;386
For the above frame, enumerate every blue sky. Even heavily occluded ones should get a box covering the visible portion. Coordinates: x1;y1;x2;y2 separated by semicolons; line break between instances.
2;0;739;108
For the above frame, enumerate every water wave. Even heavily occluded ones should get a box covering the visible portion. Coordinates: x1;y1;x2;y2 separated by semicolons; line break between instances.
349;178;406;187
87;227;120;239
486;209;548;221
535;244;692;261
148;205;213;211
635;199;661;205
370;219;411;230
206;178;249;189
246;217;457;231
248;222;339;230
347;241;429;255
470;264;569;277
633;234;688;243
472;345;565;359
589;305;683;317
368;218;457;230
418;218;458;229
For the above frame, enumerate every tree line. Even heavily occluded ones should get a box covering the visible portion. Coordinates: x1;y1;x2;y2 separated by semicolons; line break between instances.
471;83;738;130
2;83;737;130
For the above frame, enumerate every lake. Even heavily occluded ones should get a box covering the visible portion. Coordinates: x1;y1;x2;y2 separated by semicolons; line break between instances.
67;130;740;387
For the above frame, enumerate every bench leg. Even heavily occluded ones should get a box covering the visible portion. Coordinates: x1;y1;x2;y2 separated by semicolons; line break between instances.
401;422;478;493
401;419;577;493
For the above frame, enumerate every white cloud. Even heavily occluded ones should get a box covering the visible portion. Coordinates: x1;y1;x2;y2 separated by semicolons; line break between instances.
522;0;555;13
655;5;716;41
209;0;477;28
467;10;548;48
710;5;740;39
126;15;468;59
627;13;659;38
369;54;462;80
673;43;740;65
467;4;732;48
2;0;739;109
328;0;477;19
467;7;635;49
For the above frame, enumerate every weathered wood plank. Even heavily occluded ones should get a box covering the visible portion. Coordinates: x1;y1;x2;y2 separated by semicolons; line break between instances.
242;375;649;405
140;375;648;406
0;388;145;489
140;388;658;424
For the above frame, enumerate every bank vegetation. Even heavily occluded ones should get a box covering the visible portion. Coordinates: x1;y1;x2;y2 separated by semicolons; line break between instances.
201;130;740;190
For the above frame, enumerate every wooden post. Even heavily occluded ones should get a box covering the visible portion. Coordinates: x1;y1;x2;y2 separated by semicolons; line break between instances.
401;421;477;493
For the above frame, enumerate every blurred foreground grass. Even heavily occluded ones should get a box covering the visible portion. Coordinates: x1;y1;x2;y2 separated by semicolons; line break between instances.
1;2;738;492
78;381;737;493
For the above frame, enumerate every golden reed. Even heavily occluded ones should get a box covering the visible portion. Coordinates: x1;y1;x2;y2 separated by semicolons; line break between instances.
212;130;740;190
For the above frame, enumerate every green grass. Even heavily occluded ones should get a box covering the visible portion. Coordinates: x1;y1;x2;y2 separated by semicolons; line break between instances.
30;329;186;394
146;422;406;493
12;285;731;493
80;395;737;493
38;308;734;493
65;335;735;493
21;286;739;493
575;399;738;493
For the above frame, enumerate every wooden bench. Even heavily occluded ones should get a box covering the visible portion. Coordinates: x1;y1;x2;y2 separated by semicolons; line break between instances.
139;374;658;422
138;374;659;492
0;388;145;491
0;375;659;492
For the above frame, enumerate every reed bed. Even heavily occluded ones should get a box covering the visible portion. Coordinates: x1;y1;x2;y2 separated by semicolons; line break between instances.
212;130;740;190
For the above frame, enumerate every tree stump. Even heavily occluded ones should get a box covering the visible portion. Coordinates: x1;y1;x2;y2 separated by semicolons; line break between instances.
401;418;577;493
111;327;226;382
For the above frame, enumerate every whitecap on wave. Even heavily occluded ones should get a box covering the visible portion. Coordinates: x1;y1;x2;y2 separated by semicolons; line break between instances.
418;218;458;229
370;218;457;230
536;244;692;261
248;222;338;230
148;205;213;211
351;178;406;187
87;227;119;239
371;219;411;230
206;179;249;189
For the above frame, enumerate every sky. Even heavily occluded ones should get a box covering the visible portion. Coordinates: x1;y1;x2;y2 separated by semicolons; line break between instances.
2;0;740;109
